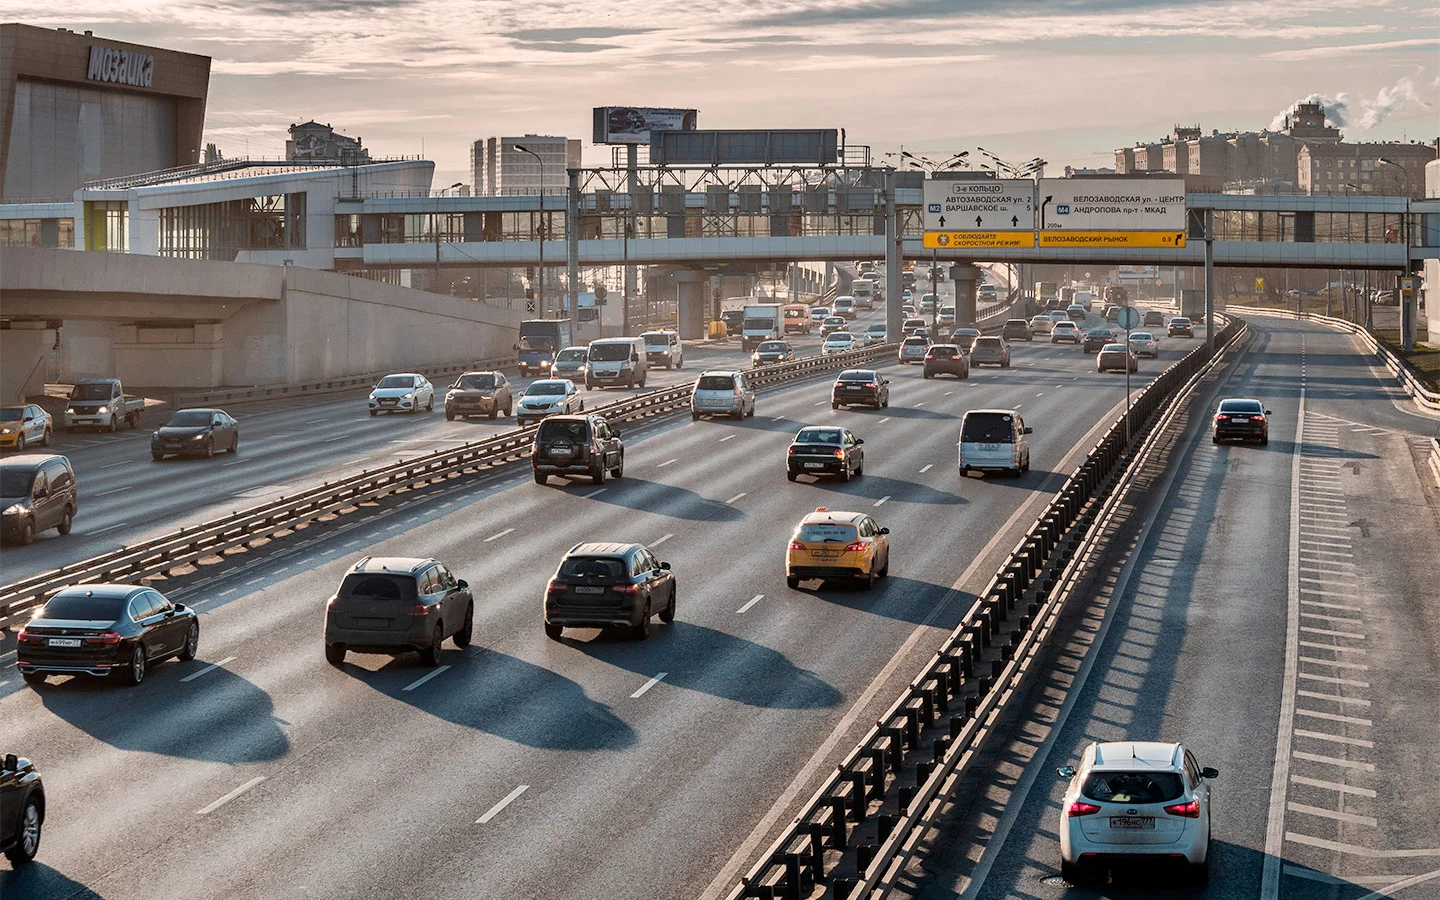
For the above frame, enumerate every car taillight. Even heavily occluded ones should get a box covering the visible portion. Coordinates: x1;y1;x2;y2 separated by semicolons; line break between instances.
1253;415;1266;422
1067;801;1102;817
1215;414;1230;421
787;447;796;455
547;581;566;593
1164;799;1200;818
17;628;42;644
789;540;806;550
834;449;845;459
843;541;867;552
612;584;638;594
412;603;431;615
864;382;876;387
84;632;122;645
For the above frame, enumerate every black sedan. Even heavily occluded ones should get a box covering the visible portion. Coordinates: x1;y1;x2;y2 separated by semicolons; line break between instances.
16;584;199;686
1;753;44;865
1168;317;1195;337
1082;328;1115;353
831;369;889;409
786;426;864;482
1143;309;1167;326
1213;398;1271;445
151;408;238;460
752;340;795;367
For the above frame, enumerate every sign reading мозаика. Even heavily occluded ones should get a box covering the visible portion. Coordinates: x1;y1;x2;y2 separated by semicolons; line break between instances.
87;45;155;88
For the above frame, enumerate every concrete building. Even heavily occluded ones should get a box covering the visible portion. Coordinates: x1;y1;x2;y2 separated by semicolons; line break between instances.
0;23;210;201
286;121;370;163
474;135;582;196
1298;141;1436;199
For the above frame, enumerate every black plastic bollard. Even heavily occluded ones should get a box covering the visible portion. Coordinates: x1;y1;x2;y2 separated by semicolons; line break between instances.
885;727;905;771
991;658;1004;677
898;784;917;814
783;853;804;900
849;771;868;821
866;747;886;798
904;706;921;747
856;844;878;875
950;714;967;737
964;695;978;717
876;813;899;843
832;877;858;900
916;759;934;784
933;734;950;762
827;797;848;847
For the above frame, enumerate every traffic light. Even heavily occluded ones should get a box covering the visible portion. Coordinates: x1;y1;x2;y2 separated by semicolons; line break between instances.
526;266;536;280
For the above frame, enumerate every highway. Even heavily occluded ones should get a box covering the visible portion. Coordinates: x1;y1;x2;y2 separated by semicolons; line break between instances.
0;303;1192;900
897;314;1440;899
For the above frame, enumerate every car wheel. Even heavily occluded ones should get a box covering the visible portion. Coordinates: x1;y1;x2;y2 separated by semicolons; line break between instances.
660;586;676;623
786;575;801;589
534;470;547;485
229;436;239;453
489;407;498;420
832;402;839;410
1060;861;1087;885
1212;435;1221;444
426;395;434;411
454;602;474;648
179;621;200;661
15;433;24;452
855;459;864;477
446;410;455;421
632;602;651;640
586;382;594;391
57;507;73;535
747;404;754;418
41;427;51;447
203;439;214;459
4;797;42;865
1191;851;1211;885
370;410;378;417
1260;435;1269;446
612;454;624;479
108;415;118;433
325;643;347;666
786;470;798;482
22;671;45;686
592;461;606;485
419;622;444;666
122;644;146;685
840;463;852;483
861;567;877;590
544;622;563;640
17;517;34;546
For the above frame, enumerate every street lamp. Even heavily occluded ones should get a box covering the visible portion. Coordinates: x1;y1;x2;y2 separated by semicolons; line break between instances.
904;151;971;332
515;144;546;315
434;181;463;292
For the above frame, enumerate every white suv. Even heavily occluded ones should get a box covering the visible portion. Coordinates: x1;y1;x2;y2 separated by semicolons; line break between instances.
1056;741;1217;885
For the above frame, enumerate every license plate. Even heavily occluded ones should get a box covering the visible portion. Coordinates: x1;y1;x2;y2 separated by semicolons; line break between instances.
380;399;396;405
811;550;840;558
574;586;604;594
1231;416;1249;422
1110;817;1154;830
981;443;999;450
846;385;865;390
550;447;574;456
356;617;389;628
48;638;82;648
804;462;825;468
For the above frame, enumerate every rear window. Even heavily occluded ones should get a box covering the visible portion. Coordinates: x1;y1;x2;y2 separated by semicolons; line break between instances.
538;419;589;441
1219;400;1263;413
797;523;858;542
339;574;418;604
903;337;928;346
697;375;737;391
961;412;1016;443
1006;320;1027;327
1081;771;1185;804
837;370;874;382
796;429;844;444
559;556;627;581
974;337;1002;348
41;593;127;620
929;346;958;357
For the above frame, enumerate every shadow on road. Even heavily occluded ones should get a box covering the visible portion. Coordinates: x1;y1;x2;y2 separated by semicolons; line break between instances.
0;863;108;900
806;473;968;506
581;478;747;522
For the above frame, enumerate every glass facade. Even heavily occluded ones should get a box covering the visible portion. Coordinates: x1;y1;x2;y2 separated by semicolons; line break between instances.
0;217;74;247
1212;210;1404;243
157;192;307;260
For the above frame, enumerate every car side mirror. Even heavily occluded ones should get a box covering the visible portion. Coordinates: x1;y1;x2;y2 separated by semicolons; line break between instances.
612;429;622;438
1264;409;1272;416
1023;427;1033;434
457;579;469;590
2;753;16;773
1201;766;1219;779
1057;766;1076;778
854;438;864;445
660;561;671;570
878;527;890;535
513;343;520;351
173;602;186;611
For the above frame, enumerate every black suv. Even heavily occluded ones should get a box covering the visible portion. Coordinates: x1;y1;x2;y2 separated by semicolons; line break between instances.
1001;319;1032;342
324;557;474;667
1143;309;1167;326
1;753;44;865
532;415;624;485
831;369;890;410
544;542;676;640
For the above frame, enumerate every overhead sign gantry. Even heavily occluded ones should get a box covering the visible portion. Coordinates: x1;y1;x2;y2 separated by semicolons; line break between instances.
1037;178;1187;248
922;179;1035;249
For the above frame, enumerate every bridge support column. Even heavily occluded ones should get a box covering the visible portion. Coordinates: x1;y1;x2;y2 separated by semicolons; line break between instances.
114;322;224;389
952;263;980;324
672;270;709;341
0;325;51;403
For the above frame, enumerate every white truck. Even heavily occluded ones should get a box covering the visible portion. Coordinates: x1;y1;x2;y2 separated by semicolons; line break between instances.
740;304;783;351
64;378;144;432
851;280;875;309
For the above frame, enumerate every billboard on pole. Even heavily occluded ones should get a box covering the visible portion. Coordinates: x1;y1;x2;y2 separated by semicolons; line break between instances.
593;107;698;144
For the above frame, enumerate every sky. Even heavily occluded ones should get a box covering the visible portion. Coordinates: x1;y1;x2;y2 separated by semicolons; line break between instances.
5;0;1438;185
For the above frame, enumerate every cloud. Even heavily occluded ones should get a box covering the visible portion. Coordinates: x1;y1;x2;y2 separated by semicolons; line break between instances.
503;27;655;40
1262;36;1440;61
508;40;622;53
1269;73;1436;131
1270;92;1351;129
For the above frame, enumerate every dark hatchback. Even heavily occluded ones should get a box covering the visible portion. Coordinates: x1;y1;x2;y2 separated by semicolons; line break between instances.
1082;328;1115;353
544;542;675;640
17;584;199;686
1;752;44;865
324;557;473;666
1002;319;1033;342
532;414;624;485
151;408;238;460
831;369;890;409
1213;398;1271;445
786;426;864;482
923;344;970;379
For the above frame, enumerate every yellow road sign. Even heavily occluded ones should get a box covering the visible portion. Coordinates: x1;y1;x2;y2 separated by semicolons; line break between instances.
922;232;1036;249
1255;277;1265;294
1038;231;1186;248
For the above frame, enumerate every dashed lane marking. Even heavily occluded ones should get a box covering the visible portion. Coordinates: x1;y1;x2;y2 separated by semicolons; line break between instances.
658;459;678;468
920;464;933;473
584;488;608;499
736;595;764;614
1291;775;1376;797
483;528;514;543
402;665;451;692
725;492;747;505
196;776;266;816
1288;803;1378;827
181;657;236;683
476;785;529;824
630;672;667;699
719;435;735;442
652;533;673;547
874;496;891;507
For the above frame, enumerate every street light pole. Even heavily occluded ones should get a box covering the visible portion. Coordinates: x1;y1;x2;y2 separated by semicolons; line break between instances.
1379;157;1415;350
433;181;462;293
515;144;545;317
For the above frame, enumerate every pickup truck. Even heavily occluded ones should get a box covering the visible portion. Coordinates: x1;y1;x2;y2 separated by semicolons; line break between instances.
64;378;144;431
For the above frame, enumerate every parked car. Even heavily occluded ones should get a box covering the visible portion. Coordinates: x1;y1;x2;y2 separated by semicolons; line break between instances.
751;340;794;367
151;408;239;459
549;347;589;381
1082;328;1115;354
544;542;675;640
0;405;52;453
1002;319;1032;342
0;454;77;546
898;335;931;364
786;507;889;589
823;332;856;355
1168;317;1194;338
641;331;684;370
17;584;198;685
1097;343;1138;373
1128;332;1160;358
958;408;1031;476
532;414;624;484
369;373;435;415
969;336;1011;367
446;371;513;420
923;344;970;379
0;752;44;865
516;379;584;425
1213;398;1270;445
831;369;889;409
324;557;473;666
691;371;756;420
786;426;864;482
1051;321;1083;345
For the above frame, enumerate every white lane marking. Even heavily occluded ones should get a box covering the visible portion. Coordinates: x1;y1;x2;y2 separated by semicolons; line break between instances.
100;460;129;469
725;492;747;505
873;495;891;507
322;435;348;442
1288;802;1378;827
878;417;891;424
630;672;667;698
658;458;678;468
1297;691;1370;708
196;776;266;816
1291;775;1377;797
1299;641;1366;653
719;435;735;442
95;486;130;497
180;656;236;683
221;460;247;468
1301;549;1354;559
402;665;451;692
1036;392;1045;397
1299;656;1368;670
1296;708;1372;726
919;464;933;473
736;594;764;614
1014;403;1023;409
1287;832;1440;858
483;528;514;543
1300;612;1362;627
584;488;608;499
915;401;927;407
652;533;673;547
1299;672;1369;687
89;522;131;535
476;785;529;824
814;400;828;406
944;391;954;396
1300;626;1365;640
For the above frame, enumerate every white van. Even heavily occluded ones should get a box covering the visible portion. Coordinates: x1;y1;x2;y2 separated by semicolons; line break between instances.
641;331;683;370
852;281;875;308
957;408;1032;476
585;337;647;390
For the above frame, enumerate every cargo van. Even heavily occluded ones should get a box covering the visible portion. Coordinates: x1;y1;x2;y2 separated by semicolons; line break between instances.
957;409;1032;476
851;281;875;309
584;337;647;390
783;304;813;335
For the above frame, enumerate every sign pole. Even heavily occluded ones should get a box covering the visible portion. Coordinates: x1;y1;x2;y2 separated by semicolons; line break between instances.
885;171;902;344
566;167;580;332
1125;320;1132;444
1204;208;1215;355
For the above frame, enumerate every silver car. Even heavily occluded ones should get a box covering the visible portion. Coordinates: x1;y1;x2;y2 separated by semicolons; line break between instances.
550;346;588;379
898;335;930;364
691;371;755;420
516;379;584;426
369;373;435;416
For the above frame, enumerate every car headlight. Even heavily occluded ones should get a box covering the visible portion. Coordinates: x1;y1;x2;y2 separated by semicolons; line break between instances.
97;405;109;414
368;394;377;401
0;428;11;435
193;432;207;440
4;503;29;516
402;393;413;400
66;407;77;415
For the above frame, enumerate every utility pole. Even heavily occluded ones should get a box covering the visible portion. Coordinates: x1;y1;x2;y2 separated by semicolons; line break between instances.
433;181;462;292
566;167;580;333
1204;209;1215;355
515;144;545;316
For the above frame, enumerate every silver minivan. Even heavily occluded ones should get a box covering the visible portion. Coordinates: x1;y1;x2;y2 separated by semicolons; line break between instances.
958;409;1032;476
691;371;755;420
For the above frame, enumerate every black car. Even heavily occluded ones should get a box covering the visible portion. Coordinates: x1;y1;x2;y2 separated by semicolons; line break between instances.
831;369;890;409
544;542;675;640
151;408;238;460
324;557;473;667
1213;398;1271;445
1;753;44;866
752;340;795;367
0;454;77;546
1168;317;1195;337
17;584;199;686
923;344;970;379
1143;309;1167;326
720;310;744;334
1082;328;1115;353
786;426;864;482
532;415;624;485
1002;319;1033;342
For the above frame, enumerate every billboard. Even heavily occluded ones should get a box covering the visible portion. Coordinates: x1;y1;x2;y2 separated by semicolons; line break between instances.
593;107;698;145
1038;178;1186;231
1117;265;1159;277
648;129;838;166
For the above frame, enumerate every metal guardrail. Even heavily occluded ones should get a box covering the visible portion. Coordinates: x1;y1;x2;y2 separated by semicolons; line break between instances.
0;342;903;630
723;315;1243;900
173;355;517;408
1430;438;1440;489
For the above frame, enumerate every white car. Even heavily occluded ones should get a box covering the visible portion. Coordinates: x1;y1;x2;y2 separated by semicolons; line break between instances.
1030;315;1054;335
516;379;583;426
938;306;956;328
898;336;930;364
863;323;888;345
1050;321;1082;344
1128;331;1160;358
822;332;855;355
810;307;832;323
369;373;434;415
1057;741;1217;884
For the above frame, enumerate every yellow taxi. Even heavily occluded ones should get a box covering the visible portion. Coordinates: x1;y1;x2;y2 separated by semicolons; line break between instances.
786;507;890;590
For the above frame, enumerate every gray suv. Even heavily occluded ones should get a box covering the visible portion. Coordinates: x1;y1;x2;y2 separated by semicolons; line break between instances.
0;455;77;546
324;557;474;667
544;542;676;640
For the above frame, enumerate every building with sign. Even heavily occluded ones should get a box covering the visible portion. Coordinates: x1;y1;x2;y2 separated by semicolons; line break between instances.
471;134;580;196
0;23;210;203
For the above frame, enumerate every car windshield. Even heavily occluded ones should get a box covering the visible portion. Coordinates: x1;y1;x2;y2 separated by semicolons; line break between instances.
588;342;632;361
41;593;126;621
538;419;589;441
837;370;874;382
758;342;787;352
526;382;567;396
696;376;736;391
828;333;853;342
0;469;37;496
825;317;845;325
517;337;554;352
1219;400;1264;413
339;573;418;604
555;350;586;362
836;299;854;307
905;320;925;327
868;325;886;333
559;556;626;581
796;428;844;444
961;412;1016;443
1081;770;1185;804
797;523;858;542
71;383;112;400
641;332;668;345
455;374;497;389
376;375;416;389
743;317;774;329
0;407;24;421
165;410;213;427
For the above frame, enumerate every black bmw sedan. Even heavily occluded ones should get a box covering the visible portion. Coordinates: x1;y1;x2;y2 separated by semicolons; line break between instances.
16;584;199;686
